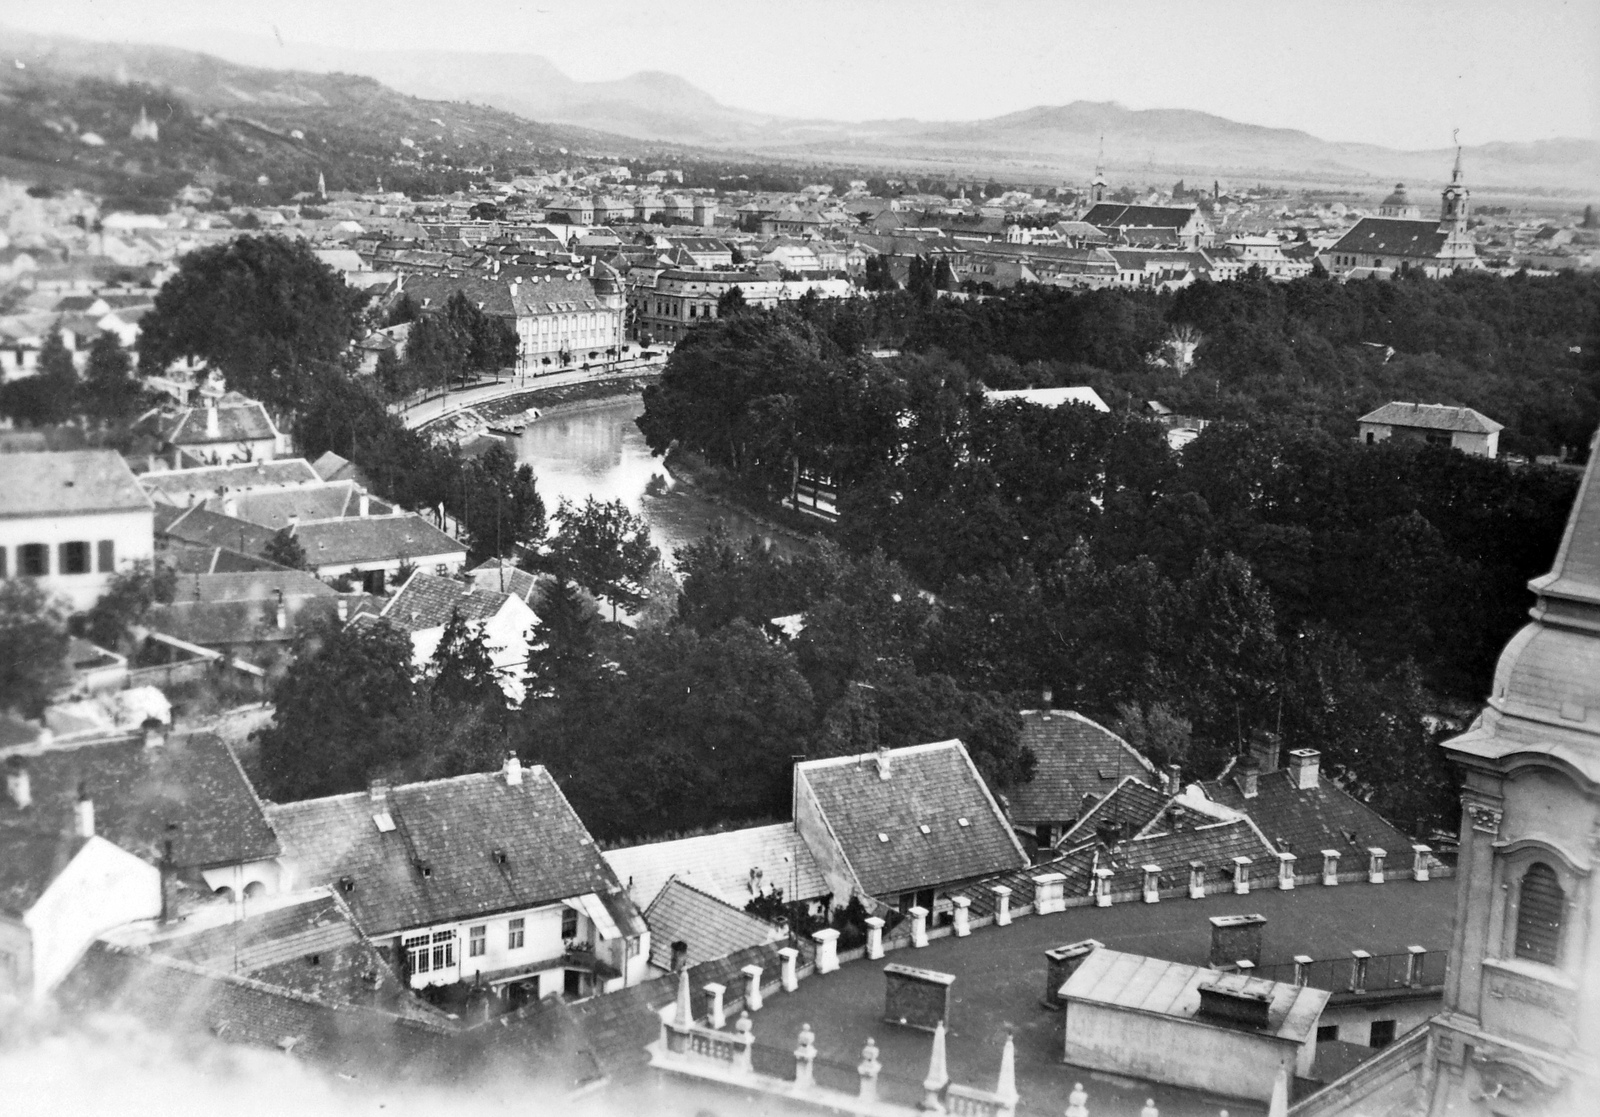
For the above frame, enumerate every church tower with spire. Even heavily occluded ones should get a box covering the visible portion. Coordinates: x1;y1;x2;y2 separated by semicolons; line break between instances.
1420;427;1600;1114
1090;134;1108;206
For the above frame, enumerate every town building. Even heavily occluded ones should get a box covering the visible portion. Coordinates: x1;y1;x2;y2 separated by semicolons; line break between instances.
140;569;347;670
291;513;468;594
631;267;853;344
640;876;786;975
604;821;830;912
137;392;287;465
984;387;1110;413
373;571;539;705
1001;708;1158;847
1324;151;1482;278
1357;401;1503;458
1082;203;1215;248
265;758;651;1007
0;450;154;611
792;741;1030;917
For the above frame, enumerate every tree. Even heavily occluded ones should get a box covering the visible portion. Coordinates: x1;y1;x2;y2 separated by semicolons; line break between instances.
137;236;361;411
255;618;421;801
429;607;504;708
524;575;601;697
263;527;308;570
456;442;545;564
546;497;659;619
374;347;412;402
0;579;70;717
83;331;142;423
84;560;177;651
716;285;748;317
1;330;78;427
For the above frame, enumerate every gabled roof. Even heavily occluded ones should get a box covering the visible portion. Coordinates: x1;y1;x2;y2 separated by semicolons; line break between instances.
1529;427;1600;608
379;570;520;632
1197;768;1414;860
1003;711;1156;825
140;458;321;502
208;481;388;530
144;570;341;648
796;740;1029;897
157;504;279;555
0;731;280;871
147;399;280;446
0;832;87;916
1082;204;1204;230
466;558;540;603
1357;401;1503;434
265;766;640;936
1060;777;1173;845
0;451;152;518
293;515;465;568
1086;817;1278;895
309;451;374;489
604;822;828;909
1330;218;1450;258
643;876;785;971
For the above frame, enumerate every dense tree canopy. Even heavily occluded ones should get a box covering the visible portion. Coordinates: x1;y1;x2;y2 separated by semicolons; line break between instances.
138;236;363;411
0;580;70;718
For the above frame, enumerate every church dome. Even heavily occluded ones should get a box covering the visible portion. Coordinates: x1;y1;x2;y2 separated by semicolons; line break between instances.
1381;184;1409;207
1491;621;1600;729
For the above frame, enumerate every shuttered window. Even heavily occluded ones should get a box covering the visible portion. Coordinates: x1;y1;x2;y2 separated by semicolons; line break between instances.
1514;862;1563;965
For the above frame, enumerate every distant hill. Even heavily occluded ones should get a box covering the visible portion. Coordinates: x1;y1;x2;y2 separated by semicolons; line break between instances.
0;28;660;205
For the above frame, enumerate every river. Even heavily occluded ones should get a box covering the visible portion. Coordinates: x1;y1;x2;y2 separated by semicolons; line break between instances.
508;395;811;566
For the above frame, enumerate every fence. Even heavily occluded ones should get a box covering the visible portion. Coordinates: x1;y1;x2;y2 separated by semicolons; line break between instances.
1253;949;1447;995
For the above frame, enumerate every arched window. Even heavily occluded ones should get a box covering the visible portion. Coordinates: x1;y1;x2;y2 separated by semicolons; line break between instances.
1514;862;1564;965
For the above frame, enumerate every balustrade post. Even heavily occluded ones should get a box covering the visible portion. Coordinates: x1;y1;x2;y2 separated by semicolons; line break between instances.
858;1037;882;1102
778;946;800;992
1232;856;1252;895
1406;945;1426;987
1411;844;1432;882
952;895;971;937
865;916;886;959
1094;867;1114;907
742;963;764;1012
909;905;930;948
992;885;1013;925
1277;852;1296;890
732;1012;754;1075
813;928;841;974
1321;849;1340;886
1367;847;1386;884
1293;955;1313;986
1350;949;1371;993
1189;860;1206;899
1142;864;1161;904
704;982;726;1028
794;1022;817;1089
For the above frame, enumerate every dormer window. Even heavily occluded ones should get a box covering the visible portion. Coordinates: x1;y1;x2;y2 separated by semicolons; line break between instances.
919;824;931;835
957;818;970;828
416;860;433;878
878;832;889;843
492;848;507;865
338;876;355;893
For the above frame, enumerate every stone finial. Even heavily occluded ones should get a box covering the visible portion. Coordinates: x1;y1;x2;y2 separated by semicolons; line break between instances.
742;963;765;1011
858;1037;883;1102
991;884;1013;925
865;916;886;959
909;905;930;948
921;1021;949;1111
1066;1081;1089;1117
794;1022;818;1089
732;1011;754;1075
952;895;971;937
995;1032;1019;1107
672;965;692;1028
703;981;726;1028
1141;1100;1159;1117
779;946;800;992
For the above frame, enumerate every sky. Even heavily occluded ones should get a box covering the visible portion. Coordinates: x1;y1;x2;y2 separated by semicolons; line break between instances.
7;0;1600;150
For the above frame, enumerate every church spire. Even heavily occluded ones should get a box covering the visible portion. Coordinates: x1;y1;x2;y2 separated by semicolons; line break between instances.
1529;426;1600;616
1439;131;1469;231
1091;134;1107;205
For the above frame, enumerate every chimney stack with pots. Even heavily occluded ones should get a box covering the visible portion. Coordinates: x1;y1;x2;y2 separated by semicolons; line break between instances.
274;588;287;631
358;489;370;518
503;754;523;786
205;396;219;439
75;784;95;838
1249;729;1280;774
1287;749;1320;790
142;719;166;750
1239;761;1260;800
6;759;31;809
875;745;892;780
670;940;690;972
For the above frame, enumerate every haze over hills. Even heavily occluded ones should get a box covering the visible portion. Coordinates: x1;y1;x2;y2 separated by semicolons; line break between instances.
3;26;1595;196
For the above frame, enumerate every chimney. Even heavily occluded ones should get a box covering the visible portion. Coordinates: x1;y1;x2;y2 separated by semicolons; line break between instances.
670;940;689;972
503;754;523;786
1208;914;1267;968
1239;761;1260;800
6;760;31;809
159;829;181;924
142;719;166;749
370;779;390;813
274;588;287;630
205;397;219;438
1287;749;1320;791
75;789;95;838
1164;763;1183;796
337;598;349;623
1248;729;1280;773
874;745;892;780
358;489;370;518
1040;686;1053;711
1196;974;1273;1031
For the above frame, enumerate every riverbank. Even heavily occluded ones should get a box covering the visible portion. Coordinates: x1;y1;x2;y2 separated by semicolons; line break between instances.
419;371;662;442
660;447;831;553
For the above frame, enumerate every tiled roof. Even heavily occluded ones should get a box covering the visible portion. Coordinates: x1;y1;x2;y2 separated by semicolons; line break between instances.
1002;710;1154;824
0;832;85;915
643;876;785;971
57;942;460;1078
150;400;280;446
0;731;281;870
604;822;828;909
1357;401;1503;434
293;515;465;568
1330;218;1450;259
140;458;321;502
1089;818;1279;895
797;741;1029;898
1083;204;1204;230
1198;769;1415;860
160;546;285;574
157;505;279;556
309;451;373;489
466;559;540;603
208;482;389;529
1060;777;1173;844
265;766;642;936
145;570;341;648
380;571;513;632
0;451;152;518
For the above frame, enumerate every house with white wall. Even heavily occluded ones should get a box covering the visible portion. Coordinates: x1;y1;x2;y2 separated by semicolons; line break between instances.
265;758;650;1010
1356;402;1503;458
376;571;537;705
0;450;154;612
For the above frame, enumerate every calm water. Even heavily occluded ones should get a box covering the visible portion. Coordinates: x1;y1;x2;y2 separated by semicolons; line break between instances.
510;396;809;566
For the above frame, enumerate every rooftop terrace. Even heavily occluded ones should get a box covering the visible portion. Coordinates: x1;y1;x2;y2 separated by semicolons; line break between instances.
710;877;1454;1117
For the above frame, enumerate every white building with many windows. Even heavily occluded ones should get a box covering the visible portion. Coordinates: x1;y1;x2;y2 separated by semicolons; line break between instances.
0;451;154;612
265;758;649;1010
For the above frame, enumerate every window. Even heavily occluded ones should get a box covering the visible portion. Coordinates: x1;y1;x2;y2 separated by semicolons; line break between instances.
1369;1020;1397;1048
508;918;525;950
1515;862;1564;965
405;934;432;974
561;906;578;941
431;930;455;970
469;925;486;957
1317;1024;1339;1043
20;543;47;576
97;540;114;573
60;541;89;574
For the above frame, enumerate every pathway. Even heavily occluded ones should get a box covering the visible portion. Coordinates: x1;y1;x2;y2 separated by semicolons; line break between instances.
398;355;671;431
